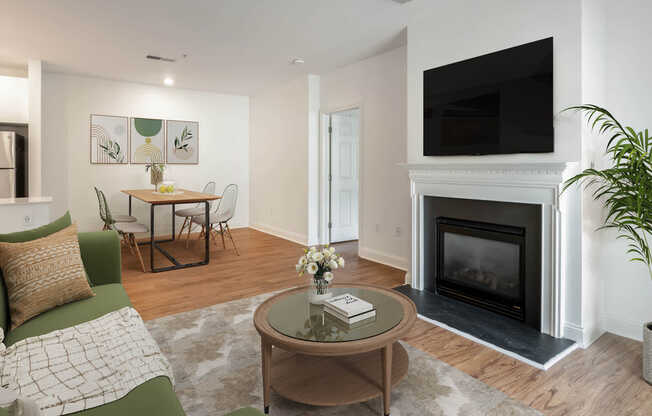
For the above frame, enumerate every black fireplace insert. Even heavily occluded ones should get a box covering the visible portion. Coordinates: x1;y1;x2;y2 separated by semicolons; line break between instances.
436;217;526;321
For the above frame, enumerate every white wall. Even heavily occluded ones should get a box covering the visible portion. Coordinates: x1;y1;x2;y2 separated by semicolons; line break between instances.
250;75;319;244
28;60;43;197
585;0;652;341
321;46;409;270
307;75;321;245
0;75;28;123
578;0;607;346
406;0;582;165
42;73;250;234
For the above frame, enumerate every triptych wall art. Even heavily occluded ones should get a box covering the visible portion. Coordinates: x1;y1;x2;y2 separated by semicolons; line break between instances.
90;114;199;165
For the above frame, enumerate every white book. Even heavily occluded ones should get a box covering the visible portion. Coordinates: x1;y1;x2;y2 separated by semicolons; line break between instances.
324;306;376;324
324;293;374;317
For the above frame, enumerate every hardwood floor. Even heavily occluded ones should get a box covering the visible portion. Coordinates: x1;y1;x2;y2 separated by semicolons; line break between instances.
122;227;405;320
122;227;652;416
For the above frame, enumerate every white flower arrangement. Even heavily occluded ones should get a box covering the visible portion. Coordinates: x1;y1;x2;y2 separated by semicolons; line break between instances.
296;245;345;286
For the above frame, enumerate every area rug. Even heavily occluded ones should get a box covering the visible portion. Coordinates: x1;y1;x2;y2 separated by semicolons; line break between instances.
145;291;540;416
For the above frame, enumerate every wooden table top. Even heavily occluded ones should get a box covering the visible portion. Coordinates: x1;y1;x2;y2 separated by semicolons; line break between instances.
121;189;221;205
254;283;417;356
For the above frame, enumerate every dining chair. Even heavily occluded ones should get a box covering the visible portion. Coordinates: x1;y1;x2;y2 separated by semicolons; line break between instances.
190;183;240;256
176;181;216;240
97;189;148;272
94;187;137;230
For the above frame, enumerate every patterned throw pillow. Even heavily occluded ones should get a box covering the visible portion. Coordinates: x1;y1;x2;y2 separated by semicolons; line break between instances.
0;224;95;329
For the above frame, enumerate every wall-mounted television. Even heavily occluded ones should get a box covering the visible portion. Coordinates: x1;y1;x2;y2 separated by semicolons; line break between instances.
423;37;553;156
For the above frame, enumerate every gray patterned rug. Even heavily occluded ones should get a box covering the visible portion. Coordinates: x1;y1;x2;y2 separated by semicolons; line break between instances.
145;291;540;416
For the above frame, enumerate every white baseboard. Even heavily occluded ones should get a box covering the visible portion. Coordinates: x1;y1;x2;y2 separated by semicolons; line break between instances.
603;313;644;342
250;223;308;246
358;246;408;271
563;322;605;349
419;314;578;370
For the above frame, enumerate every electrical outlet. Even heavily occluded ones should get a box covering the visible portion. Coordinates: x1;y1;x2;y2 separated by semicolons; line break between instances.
394;226;401;237
23;215;32;226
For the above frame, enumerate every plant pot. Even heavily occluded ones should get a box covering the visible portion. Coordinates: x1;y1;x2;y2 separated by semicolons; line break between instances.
644;322;652;384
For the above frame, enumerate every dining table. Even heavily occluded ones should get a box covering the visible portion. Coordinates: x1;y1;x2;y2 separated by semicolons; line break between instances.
121;188;221;273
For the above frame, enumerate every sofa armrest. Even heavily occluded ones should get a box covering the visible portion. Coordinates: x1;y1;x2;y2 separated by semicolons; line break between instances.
78;231;122;286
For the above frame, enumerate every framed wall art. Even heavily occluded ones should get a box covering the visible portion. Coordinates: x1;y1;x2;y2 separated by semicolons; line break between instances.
90;114;129;164
130;117;165;163
166;120;199;164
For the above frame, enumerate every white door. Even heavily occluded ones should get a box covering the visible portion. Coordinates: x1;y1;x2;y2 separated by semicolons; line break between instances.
329;109;359;243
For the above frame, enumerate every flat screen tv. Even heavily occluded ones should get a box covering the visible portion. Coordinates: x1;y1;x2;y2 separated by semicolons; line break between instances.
423;37;553;156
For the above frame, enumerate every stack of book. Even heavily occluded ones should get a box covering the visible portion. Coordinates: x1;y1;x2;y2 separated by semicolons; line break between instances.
323;294;376;325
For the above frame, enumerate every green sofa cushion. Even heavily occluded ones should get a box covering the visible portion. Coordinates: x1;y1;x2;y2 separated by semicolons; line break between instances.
78;230;122;287
64;376;185;416
5;283;130;346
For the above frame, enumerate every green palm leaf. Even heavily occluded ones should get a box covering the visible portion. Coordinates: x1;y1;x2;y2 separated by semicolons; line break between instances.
563;104;652;277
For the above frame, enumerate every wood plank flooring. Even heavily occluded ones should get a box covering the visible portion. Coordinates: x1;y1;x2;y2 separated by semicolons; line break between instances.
122;227;406;320
122;227;652;416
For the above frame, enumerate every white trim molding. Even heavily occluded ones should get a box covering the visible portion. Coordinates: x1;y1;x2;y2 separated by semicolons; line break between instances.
403;162;577;339
250;223;308;246
358;246;409;271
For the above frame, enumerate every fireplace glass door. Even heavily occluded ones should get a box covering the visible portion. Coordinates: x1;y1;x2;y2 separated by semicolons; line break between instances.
436;217;526;321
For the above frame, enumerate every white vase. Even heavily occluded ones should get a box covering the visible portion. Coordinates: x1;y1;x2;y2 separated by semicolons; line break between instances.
308;277;332;305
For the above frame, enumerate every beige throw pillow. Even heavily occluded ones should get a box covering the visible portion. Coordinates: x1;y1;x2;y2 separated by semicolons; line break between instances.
0;224;95;329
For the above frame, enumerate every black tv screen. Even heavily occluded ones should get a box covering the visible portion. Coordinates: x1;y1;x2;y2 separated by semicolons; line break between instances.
423;37;553;156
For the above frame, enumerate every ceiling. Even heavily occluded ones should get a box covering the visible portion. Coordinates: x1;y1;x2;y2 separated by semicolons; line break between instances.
1;0;426;96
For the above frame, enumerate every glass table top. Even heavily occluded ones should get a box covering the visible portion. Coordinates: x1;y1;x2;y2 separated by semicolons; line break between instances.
267;287;404;343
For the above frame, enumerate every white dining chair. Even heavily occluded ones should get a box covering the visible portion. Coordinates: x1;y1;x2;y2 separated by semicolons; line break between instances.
176;181;216;240
190;184;239;255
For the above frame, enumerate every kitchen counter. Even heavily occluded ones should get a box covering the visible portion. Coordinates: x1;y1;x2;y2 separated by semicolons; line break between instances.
0;196;53;205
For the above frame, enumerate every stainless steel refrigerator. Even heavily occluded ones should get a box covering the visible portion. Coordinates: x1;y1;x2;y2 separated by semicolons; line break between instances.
0;132;27;198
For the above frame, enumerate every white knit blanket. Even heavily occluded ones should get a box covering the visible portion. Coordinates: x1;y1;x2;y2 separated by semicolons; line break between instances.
0;307;174;415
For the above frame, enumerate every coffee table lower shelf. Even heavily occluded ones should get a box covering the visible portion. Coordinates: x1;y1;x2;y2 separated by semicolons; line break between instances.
270;341;408;407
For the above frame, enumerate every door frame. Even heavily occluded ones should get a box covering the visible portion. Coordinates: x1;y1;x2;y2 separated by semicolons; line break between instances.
319;104;363;245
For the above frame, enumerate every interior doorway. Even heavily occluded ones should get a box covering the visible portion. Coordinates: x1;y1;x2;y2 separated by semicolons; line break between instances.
325;108;360;243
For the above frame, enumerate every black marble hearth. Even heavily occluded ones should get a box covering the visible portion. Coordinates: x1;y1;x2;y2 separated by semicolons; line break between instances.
394;285;575;367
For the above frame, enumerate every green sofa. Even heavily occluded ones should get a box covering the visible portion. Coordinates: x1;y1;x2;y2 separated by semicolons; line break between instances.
0;213;263;416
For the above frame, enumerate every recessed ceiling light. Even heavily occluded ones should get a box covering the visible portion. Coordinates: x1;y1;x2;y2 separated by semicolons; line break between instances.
163;77;174;86
291;57;305;65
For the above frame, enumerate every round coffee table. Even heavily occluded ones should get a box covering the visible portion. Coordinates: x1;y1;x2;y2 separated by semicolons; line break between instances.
253;283;417;416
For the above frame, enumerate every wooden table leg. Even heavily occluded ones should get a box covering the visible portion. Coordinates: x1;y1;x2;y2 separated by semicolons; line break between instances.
261;338;272;414
381;343;393;416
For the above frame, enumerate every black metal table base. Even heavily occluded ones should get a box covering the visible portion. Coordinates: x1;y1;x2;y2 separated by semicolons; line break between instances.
129;195;210;272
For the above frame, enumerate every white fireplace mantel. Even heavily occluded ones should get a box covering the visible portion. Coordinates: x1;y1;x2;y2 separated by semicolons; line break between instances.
403;162;578;339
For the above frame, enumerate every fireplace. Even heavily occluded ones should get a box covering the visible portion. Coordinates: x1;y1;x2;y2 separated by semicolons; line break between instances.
423;196;542;330
436;217;526;321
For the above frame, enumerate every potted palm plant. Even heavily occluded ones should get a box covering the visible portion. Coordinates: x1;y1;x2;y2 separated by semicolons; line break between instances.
563;104;652;382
